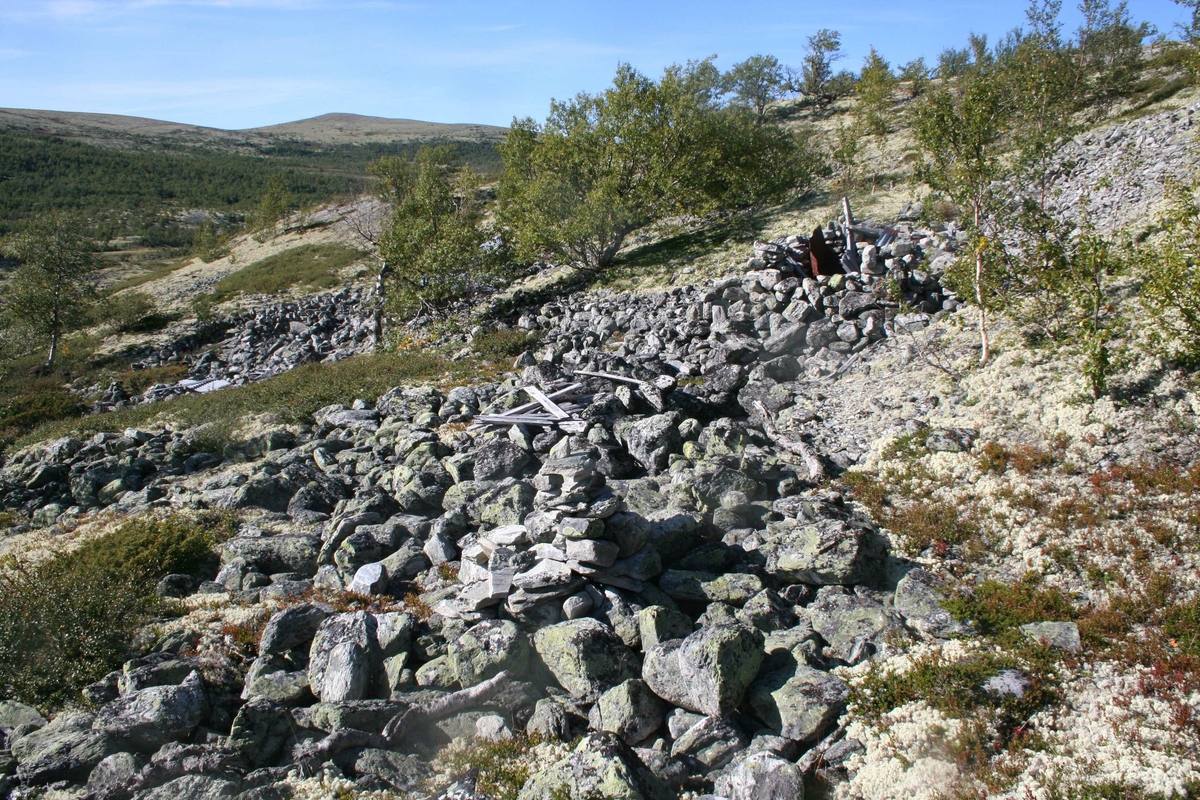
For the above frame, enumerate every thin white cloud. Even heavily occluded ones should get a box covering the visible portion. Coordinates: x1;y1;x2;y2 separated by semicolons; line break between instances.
0;48;33;59
3;0;412;21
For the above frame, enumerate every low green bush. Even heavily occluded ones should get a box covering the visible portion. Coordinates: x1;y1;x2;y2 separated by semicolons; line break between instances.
0;391;84;449
472;328;540;361
14;349;467;450
95;290;174;335
0;513;233;708
201;243;367;303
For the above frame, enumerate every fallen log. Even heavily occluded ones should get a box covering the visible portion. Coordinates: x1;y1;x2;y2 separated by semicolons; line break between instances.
753;400;826;483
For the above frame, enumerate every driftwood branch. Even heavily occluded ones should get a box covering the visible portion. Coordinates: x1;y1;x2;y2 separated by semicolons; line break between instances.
383;670;513;744
293;728;388;776
753;401;826;483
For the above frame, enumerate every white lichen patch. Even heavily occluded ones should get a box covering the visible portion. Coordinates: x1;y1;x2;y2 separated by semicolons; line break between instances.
1001;661;1200;799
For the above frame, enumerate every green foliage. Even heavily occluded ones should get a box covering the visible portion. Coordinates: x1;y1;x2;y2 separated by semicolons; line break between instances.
800;28;844;100
471;328;540;360
0;514;229;707
0;126;501;244
499;60;812;271
723;54;787;122
192;217;230;263
436;734;549;800
374;146;509;318
201;243;367;303
851;646;1057;723
899;57;930;97
248;172;291;242
943;574;1079;637
830;122;862;190
14;349;467;449
1076;0;1155;108
857;47;897;139
937;46;972;78
95;290;173;335
1138;175;1200;366
1;211;100;368
0;390;84;447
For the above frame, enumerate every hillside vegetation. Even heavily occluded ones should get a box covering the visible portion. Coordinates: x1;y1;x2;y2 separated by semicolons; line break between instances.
0;3;1198;800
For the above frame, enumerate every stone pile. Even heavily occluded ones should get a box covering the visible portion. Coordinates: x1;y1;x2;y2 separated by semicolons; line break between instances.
92;289;375;413
0;228;997;800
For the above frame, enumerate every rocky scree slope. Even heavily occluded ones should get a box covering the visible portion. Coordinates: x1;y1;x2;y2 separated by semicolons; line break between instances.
0;225;985;800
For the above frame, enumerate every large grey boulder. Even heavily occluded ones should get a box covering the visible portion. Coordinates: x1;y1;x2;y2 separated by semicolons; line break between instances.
259;602;334;654
134;773;240;800
807;589;891;660
447;619;531;687
587;679;666;746
308;612;379;703
11;713;118;785
642;623;763;717
332;747;432;792
92;671;207;752
473;439;531;482
0;700;46;736
517;731;674;800
227;697;291;767
749;663;848;743
1020;621;1081;651
220;534;320;576
617;413;682;475
894;569;971;639
533;618;640;703
669;714;748;770
715;750;805;800
762;518;886;586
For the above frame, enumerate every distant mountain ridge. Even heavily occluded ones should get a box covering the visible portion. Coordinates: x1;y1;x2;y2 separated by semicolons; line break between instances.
0;108;507;150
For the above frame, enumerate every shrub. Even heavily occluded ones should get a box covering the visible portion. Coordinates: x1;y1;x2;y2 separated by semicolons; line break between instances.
204;243;367;303
472;328;539;361
0;390;84;448
0;514;231;707
435;734;550;800
95;290;173;335
942;574;1079;637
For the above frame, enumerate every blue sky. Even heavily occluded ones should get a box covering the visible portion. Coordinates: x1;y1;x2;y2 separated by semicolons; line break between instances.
0;0;1190;130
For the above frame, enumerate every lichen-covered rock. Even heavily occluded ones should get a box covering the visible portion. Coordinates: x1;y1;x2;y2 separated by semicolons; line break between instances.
588;679;666;746
657;566;748;602
134;773;240;800
533;618;640;703
227;697;290;767
669;714;748;769
616;413;682;475
715;750;805;800
476;480;536;527
11;713;118;785
762;518;886;586
91;671;207;752
220;534;321;576
807;589;891;660
637;605;693;651
894;568;971;639
1020;621;1081;651
642;623;763;717
308;612;379;703
259;602;334;654
748;663;847;743
517;731;675;800
447;619;531;687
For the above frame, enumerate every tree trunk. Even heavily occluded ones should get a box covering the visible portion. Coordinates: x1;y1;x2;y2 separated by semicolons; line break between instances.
974;200;990;366
373;259;393;350
46;330;59;370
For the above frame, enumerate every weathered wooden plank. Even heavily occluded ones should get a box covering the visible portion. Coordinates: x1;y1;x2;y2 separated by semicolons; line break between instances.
523;385;571;420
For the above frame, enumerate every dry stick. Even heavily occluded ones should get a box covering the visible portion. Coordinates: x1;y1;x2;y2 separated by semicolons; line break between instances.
754;400;826;483
293;728;388;776
572;369;649;389
290;671;516;775
383;670;514;744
